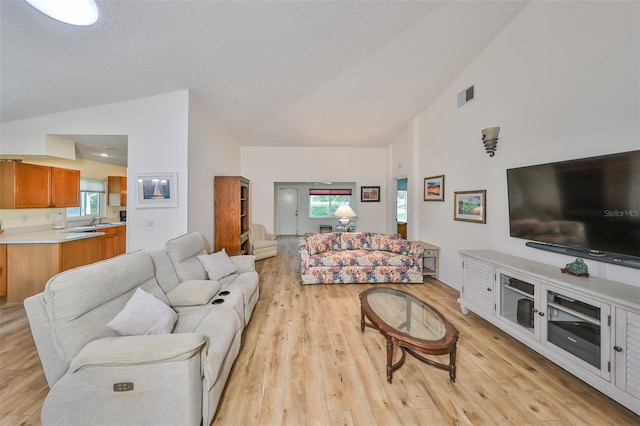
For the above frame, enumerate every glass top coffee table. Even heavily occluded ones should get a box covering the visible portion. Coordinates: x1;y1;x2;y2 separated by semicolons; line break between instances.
359;287;459;383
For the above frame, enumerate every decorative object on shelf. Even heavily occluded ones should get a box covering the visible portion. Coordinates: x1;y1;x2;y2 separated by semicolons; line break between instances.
481;126;500;157
134;172;178;208
424;175;445;201
361;186;380;202
561;258;590;277
333;205;357;228
454;190;486;223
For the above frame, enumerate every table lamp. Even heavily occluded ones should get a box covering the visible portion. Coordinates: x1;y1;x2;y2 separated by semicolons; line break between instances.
334;205;357;228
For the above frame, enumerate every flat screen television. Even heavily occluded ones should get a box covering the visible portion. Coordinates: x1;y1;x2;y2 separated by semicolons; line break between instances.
506;150;640;266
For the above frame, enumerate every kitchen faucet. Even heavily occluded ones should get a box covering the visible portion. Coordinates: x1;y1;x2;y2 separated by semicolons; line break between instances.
90;216;105;226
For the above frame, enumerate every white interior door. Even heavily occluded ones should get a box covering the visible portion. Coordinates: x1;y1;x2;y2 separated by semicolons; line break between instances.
278;188;298;235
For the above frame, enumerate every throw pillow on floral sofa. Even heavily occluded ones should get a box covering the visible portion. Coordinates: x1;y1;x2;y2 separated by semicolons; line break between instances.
298;232;424;284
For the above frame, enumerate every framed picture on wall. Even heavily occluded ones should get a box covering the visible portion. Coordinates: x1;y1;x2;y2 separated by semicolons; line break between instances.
453;190;486;223
361;186;380;202
135;172;178;208
424;175;445;201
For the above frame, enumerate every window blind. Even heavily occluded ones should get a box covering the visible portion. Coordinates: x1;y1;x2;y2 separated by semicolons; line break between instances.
80;178;106;193
309;189;352;196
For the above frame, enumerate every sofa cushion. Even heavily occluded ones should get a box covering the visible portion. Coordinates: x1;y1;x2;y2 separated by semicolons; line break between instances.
197;249;238;281
369;233;399;250
167;280;221;306
309;250;413;268
108;288;178;335
370;234;410;254
340;232;371;250
306;233;341;255
165;232;209;281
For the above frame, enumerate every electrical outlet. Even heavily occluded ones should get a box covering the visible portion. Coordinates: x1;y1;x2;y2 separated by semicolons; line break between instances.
22;215;28;222
46;213;50;220
145;218;154;227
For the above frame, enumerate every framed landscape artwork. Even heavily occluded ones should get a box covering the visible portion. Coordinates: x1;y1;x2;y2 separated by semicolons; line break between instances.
454;190;486;223
424;175;445;201
361;186;380;202
135;172;178;208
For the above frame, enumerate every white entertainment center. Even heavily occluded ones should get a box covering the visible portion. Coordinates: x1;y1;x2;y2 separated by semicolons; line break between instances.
458;250;639;415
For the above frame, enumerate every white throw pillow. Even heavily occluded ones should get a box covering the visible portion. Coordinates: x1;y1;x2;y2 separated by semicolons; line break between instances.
197;249;238;281
108;288;177;335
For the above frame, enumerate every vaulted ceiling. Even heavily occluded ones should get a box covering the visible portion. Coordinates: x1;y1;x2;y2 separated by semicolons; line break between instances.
1;0;527;150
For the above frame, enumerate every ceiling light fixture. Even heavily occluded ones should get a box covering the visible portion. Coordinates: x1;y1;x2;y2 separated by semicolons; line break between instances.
24;0;99;26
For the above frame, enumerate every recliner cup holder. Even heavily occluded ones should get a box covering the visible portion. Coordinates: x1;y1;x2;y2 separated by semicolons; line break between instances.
212;298;225;305
219;291;230;296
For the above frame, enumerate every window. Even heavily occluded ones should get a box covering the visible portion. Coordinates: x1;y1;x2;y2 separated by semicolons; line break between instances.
309;189;352;218
67;178;106;220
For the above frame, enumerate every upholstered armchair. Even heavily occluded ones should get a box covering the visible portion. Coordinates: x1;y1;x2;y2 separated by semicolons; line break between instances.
249;224;278;260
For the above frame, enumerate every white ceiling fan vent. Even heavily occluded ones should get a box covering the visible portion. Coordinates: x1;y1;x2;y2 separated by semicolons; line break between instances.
457;85;475;108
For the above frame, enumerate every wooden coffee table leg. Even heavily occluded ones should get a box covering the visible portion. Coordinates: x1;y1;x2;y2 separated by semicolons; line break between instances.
449;343;457;382
360;304;365;332
386;340;394;383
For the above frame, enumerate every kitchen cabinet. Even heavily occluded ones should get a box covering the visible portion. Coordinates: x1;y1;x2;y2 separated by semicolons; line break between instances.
108;176;127;206
51;167;80;207
6;237;101;304
0;244;6;297
214;176;250;256
101;226;126;259
459;250;639;415
0;161;51;208
0;161;80;209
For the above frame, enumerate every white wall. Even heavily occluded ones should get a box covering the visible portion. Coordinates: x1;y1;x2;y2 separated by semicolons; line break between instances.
241;146;388;234
412;2;640;288
0;91;191;251
187;94;242;250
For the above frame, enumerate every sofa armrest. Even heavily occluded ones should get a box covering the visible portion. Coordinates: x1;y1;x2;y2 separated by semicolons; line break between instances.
166;280;221;306
408;242;425;270
70;334;205;373
297;236;310;273
265;233;276;241
230;255;256;273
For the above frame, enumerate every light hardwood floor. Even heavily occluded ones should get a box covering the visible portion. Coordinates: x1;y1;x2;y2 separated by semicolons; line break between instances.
1;236;638;425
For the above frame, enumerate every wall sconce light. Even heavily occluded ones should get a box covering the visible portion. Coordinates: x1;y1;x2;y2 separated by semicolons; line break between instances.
481;126;500;157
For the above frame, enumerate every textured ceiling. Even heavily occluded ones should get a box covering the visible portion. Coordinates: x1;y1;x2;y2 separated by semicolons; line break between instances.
1;0;527;155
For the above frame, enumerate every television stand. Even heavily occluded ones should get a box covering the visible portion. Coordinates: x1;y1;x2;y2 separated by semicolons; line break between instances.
525;241;640;270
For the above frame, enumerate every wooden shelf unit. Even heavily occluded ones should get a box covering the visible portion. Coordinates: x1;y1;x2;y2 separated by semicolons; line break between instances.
214;176;250;256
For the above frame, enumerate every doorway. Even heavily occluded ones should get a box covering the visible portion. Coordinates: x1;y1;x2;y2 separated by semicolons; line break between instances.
277;188;298;235
396;178;408;239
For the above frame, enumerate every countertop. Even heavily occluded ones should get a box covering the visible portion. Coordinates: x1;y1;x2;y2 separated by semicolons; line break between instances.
0;223;126;244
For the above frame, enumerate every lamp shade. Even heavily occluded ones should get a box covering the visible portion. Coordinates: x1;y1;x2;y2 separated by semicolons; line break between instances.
333;205;357;218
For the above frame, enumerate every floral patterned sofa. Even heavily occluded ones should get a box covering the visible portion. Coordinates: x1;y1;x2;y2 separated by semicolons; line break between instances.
298;232;424;284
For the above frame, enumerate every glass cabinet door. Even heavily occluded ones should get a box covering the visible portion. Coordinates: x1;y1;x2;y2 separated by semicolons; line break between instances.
497;269;540;339
545;285;610;379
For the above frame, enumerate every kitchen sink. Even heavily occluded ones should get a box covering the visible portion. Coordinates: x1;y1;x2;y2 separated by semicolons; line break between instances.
64;226;99;233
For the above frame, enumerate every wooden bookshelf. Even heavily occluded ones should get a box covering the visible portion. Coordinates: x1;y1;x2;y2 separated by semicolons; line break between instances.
214;176;250;255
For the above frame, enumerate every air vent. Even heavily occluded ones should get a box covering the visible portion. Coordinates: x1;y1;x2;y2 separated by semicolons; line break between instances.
457;85;475;108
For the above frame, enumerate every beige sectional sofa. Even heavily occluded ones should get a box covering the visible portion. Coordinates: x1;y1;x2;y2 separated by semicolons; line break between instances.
24;232;259;426
298;232;424;284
